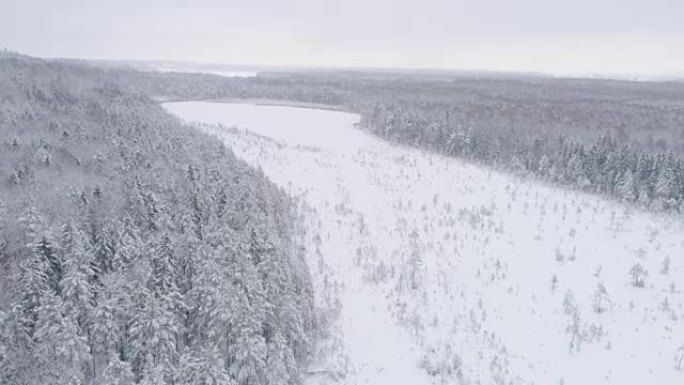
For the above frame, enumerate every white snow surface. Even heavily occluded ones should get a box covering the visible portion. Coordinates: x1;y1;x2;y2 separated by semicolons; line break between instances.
164;101;684;385
154;67;256;77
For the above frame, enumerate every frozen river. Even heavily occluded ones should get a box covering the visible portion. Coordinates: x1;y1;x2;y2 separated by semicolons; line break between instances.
165;101;684;385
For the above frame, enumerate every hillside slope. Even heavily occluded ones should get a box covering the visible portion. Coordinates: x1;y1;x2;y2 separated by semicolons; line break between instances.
0;57;314;385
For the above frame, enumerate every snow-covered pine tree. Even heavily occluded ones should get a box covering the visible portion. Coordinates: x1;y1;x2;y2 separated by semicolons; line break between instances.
228;243;268;385
593;283;610;314
100;354;135;385
90;292;121;379
33;292;91;384
176;347;235;385
264;332;297;385
60;223;96;329
33;233;63;295
617;169;637;202
629;263;648;288
128;285;177;383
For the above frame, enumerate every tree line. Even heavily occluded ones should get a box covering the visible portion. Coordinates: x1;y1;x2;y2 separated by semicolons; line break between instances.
361;102;684;212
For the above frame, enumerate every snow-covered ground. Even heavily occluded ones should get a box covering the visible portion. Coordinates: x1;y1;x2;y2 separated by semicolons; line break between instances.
164;101;684;385
154;67;256;77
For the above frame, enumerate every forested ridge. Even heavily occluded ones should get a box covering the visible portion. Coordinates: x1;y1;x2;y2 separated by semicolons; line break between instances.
360;102;684;211
0;54;315;385
111;69;684;212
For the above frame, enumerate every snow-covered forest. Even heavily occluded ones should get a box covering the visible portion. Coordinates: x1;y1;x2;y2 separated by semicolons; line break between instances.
1;49;684;385
3;0;683;383
0;54;315;385
105;70;684;213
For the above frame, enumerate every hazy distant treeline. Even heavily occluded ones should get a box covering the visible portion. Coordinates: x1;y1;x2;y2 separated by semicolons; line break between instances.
0;55;314;385
113;69;684;212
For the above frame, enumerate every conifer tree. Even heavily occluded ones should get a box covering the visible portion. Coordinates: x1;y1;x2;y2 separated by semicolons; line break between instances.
101;354;135;385
61;224;96;328
33;293;91;384
177;347;235;385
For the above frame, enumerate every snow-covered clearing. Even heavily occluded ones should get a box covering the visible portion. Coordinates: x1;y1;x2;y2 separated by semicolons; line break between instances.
164;101;684;385
154;67;256;77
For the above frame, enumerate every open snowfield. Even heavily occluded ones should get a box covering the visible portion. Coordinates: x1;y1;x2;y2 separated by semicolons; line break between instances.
154;67;257;77
165;101;684;385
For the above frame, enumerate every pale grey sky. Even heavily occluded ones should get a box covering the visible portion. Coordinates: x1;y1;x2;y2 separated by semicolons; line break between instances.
2;0;683;76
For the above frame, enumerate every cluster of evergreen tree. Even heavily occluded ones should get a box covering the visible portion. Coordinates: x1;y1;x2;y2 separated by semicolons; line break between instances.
0;55;314;384
361;102;684;212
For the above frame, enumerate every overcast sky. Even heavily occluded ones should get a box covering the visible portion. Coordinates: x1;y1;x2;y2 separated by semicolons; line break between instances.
2;0;683;77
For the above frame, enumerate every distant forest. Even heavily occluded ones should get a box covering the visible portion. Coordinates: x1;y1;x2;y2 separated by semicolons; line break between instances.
0;55;314;385
111;69;684;212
